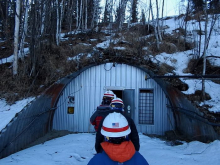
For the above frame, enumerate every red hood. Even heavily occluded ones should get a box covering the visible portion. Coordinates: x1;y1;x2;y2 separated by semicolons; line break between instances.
101;141;135;163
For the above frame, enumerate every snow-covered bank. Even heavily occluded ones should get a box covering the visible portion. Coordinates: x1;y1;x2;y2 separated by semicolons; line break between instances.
0;133;219;165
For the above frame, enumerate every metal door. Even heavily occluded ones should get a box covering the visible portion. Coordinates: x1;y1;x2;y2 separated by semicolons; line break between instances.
122;89;135;119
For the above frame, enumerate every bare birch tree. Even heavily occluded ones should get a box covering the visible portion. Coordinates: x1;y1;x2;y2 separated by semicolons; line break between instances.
56;0;60;45
149;0;159;50
104;0;112;25
118;0;128;30
202;0;208;101
76;0;79;29
77;0;83;30
201;0;219;100
40;1;45;35
155;0;162;41
13;0;21;76
91;0;100;30
127;0;132;28
85;0;88;30
181;1;190;52
147;1;151;32
161;0;164;38
66;0;74;32
59;0;64;40
19;0;29;60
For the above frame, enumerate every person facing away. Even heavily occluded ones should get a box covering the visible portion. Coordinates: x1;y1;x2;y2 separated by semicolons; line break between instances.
88;112;149;165
90;90;116;132
95;98;140;153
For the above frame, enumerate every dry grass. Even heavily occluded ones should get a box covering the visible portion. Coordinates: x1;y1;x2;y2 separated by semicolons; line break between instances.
157;63;175;75
0;22;219;105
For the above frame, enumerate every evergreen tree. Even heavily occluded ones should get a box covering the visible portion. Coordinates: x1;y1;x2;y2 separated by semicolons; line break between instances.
115;6;121;28
0;0;15;40
141;9;146;25
189;0;205;11
103;0;111;24
131;0;138;23
87;0;94;28
208;0;220;12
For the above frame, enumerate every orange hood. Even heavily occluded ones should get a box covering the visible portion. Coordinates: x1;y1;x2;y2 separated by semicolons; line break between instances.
101;141;135;163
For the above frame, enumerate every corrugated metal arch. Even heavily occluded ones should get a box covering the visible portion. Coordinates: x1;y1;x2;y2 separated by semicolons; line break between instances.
0;62;219;159
53;63;220;141
0;62;170;158
52;63;174;134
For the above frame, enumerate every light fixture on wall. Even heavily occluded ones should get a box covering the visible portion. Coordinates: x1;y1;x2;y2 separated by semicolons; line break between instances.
68;96;75;104
145;75;148;80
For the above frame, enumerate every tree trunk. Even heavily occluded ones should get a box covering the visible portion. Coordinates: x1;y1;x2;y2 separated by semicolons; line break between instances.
150;0;159;50
85;0;87;30
19;0;29;60
119;0;128;30
76;0;79;29
198;14;202;58
184;1;190;50
147;0;150;32
13;0;21;76
91;0;99;30
156;0;162;41
127;0;133;28
67;0;73;32
161;0;164;38
56;0;60;45
78;0;83;30
59;0;64;40
41;1;46;35
202;0;208;101
206;14;218;50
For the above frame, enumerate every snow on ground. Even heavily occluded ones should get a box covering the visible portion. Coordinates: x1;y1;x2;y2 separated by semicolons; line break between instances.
182;79;220;112
150;49;220;112
0;48;29;65
0;133;219;165
151;16;220;113
0;98;35;131
0;98;219;164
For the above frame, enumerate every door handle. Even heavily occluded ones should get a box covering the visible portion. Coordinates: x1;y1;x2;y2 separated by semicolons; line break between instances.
127;105;131;113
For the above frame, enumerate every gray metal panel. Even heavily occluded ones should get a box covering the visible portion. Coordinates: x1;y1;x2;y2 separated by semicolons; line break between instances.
0;95;53;159
52;63;174;135
123;89;135;119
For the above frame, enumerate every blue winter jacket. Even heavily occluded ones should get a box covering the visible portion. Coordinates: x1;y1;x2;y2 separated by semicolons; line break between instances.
87;151;149;165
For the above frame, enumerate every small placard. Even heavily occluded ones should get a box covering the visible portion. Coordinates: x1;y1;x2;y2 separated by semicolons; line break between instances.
68;107;74;114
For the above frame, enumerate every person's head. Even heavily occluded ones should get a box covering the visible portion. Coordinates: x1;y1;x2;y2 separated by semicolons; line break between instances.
110;98;124;111
101;112;130;144
102;90;116;105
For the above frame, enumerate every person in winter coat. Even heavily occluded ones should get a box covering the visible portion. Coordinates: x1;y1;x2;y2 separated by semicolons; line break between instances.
95;98;140;153
90;90;116;132
88;112;149;165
